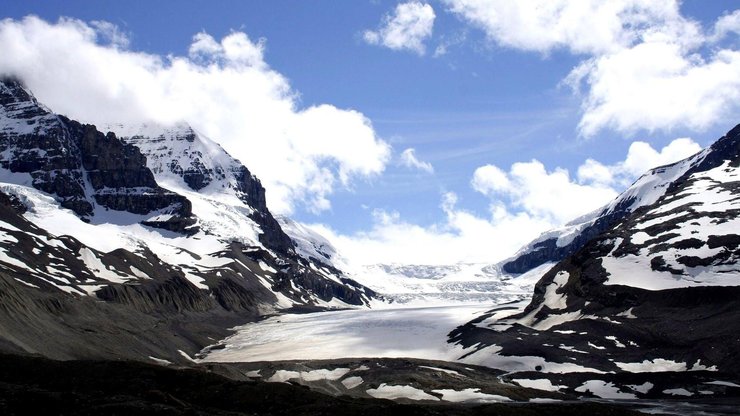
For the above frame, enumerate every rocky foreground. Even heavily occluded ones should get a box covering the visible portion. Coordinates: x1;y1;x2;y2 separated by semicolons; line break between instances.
0;354;642;416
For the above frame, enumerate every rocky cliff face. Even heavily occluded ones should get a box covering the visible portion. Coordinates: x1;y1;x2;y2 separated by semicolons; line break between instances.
449;124;740;399
0;78;195;233
0;79;376;363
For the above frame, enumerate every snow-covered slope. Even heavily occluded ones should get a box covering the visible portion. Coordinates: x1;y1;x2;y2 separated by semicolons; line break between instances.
276;215;340;266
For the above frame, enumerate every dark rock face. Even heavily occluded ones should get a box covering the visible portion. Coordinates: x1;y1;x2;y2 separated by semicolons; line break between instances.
0;78;196;233
232;165;295;254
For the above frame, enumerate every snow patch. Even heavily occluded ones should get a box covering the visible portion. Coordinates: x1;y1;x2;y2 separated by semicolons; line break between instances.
575;380;636;399
432;388;510;403
615;359;687;372
663;388;692;396
513;378;565;392
627;382;654;394
418;365;462;376
341;376;364;389
148;356;172;365
366;384;439;401
267;368;351;383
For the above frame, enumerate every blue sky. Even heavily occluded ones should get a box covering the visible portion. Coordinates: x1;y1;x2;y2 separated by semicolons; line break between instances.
2;1;739;266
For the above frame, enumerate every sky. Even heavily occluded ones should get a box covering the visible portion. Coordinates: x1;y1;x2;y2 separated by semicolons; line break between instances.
1;0;739;267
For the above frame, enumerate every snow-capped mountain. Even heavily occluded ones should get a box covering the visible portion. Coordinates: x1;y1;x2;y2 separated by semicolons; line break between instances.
0;78;374;362
450;123;740;398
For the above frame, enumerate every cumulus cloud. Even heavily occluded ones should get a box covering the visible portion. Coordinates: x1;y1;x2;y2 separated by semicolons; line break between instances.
578;137;701;187
363;1;435;55
310;195;552;266
399;148;434;173
442;0;740;136
711;10;740;42
316;136;702;267
472;137;700;226
0;16;391;214
566;40;740;136
472;160;617;225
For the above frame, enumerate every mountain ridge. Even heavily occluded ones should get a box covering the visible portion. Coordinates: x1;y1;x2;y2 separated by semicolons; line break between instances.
448;123;740;398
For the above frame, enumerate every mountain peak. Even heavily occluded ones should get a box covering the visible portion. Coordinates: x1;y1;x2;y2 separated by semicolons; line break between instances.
107;121;295;254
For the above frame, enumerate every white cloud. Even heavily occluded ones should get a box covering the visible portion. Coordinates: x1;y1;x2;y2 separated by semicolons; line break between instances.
566;41;740;136
316;136;702;267
472;160;617;225
443;0;688;55
443;0;740;136
310;196;552;266
0;16;391;214
578;137;701;187
400;148;434;173
471;164;511;193
363;1;436;55
89;20;129;48
711;10;740;42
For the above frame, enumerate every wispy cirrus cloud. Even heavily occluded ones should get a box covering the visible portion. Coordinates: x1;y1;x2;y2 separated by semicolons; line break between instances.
400;148;434;174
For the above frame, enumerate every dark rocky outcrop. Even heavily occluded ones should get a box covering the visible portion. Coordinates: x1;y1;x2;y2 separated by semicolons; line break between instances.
0;354;643;416
233;165;295;254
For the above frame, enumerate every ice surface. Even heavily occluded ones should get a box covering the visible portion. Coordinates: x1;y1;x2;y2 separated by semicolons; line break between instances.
199;305;491;363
